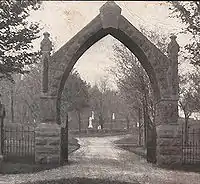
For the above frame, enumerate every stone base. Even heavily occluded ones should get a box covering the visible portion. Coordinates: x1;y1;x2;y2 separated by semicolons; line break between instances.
35;123;61;164
156;124;182;168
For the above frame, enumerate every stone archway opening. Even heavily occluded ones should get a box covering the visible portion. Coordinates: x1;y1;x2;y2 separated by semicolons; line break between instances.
56;27;160;125
36;1;180;167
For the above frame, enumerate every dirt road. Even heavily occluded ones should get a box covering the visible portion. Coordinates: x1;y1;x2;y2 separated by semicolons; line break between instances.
0;135;200;184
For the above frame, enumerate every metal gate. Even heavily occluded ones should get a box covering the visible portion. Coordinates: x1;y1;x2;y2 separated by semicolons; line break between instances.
61;117;69;164
2;124;35;163
181;126;200;165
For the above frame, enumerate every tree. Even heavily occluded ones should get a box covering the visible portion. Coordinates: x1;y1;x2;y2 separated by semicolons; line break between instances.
179;67;200;143
62;70;90;132
169;1;200;65
89;83;105;129
110;23;169;146
112;41;160;162
111;42;154;146
0;0;41;81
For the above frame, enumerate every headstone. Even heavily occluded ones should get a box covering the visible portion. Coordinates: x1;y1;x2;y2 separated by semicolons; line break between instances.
88;117;93;129
112;113;115;120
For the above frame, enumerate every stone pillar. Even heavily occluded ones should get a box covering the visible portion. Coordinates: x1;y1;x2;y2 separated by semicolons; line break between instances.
35;122;61;164
156;35;181;167
40;32;53;93
35;33;61;164
167;35;180;100
156;99;181;167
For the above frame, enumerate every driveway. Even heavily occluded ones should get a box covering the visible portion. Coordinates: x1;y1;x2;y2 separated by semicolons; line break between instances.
0;134;200;184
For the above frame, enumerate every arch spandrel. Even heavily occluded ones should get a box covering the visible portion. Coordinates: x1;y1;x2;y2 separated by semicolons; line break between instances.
48;15;104;96
118;15;170;99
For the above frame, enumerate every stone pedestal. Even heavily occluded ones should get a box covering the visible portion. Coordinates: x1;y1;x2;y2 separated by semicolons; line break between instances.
35;123;61;164
155;99;181;167
35;94;61;164
156;124;181;167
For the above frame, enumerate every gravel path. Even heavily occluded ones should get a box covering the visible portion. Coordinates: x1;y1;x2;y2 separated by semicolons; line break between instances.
0;134;200;184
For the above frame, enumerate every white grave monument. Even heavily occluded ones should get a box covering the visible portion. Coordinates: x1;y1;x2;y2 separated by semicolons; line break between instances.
91;111;94;120
97;125;101;130
112;113;115;120
88;116;93;128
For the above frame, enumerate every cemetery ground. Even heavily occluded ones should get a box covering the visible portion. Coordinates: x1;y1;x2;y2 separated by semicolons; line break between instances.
0;134;200;184
114;135;146;159
0;137;80;175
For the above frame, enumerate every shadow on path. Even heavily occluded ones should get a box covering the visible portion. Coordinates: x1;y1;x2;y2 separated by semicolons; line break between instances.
22;177;139;184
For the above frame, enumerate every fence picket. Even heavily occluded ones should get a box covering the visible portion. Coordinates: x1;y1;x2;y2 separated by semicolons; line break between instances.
181;126;200;166
2;124;35;163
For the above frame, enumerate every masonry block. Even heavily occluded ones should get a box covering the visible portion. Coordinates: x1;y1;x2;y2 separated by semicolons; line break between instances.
35;123;61;164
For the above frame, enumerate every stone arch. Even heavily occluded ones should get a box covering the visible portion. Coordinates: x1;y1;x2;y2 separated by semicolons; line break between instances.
48;2;172;124
38;1;180;166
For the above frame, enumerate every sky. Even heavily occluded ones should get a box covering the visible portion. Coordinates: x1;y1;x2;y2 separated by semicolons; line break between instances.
29;1;192;88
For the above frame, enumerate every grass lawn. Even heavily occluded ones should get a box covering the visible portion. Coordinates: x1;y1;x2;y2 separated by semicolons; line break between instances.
22;177;139;184
115;135;200;173
0;139;80;174
0;161;61;174
114;135;146;158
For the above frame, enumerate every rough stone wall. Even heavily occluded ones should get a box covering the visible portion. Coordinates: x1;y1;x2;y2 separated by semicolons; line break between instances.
35;123;61;164
156;124;182;166
155;100;178;126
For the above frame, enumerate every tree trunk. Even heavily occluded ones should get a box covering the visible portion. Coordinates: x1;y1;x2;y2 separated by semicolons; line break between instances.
61;114;69;163
146;114;157;163
184;115;189;144
143;101;148;148
77;110;81;133
65;114;68;162
11;86;14;124
138;108;142;146
126;115;130;131
143;91;149;148
110;114;113;130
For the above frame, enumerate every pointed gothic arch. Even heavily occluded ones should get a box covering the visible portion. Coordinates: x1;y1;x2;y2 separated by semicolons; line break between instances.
37;1;181;167
48;3;172;123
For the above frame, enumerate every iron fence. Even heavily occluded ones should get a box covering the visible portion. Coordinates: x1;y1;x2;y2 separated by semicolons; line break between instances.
181;126;200;165
2;124;35;163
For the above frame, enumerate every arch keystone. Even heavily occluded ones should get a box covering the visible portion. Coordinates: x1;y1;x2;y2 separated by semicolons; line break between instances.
100;1;121;29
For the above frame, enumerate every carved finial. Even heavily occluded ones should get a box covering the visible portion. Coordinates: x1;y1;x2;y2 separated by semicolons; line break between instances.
99;1;122;29
40;32;53;53
167;34;180;58
100;1;121;14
